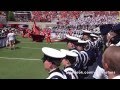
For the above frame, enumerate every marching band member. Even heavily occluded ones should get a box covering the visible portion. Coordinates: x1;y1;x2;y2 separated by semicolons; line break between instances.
60;49;79;79
42;47;68;79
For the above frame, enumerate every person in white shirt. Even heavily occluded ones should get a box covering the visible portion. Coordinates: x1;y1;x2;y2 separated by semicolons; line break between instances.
7;30;16;50
102;46;120;79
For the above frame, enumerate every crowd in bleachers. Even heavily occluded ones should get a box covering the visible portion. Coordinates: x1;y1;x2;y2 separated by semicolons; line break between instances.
0;11;6;16
14;15;30;22
13;11;31;22
31;11;120;39
0;11;7;24
45;11;119;40
12;11;120;30
56;11;119;27
31;11;119;23
5;11;119;25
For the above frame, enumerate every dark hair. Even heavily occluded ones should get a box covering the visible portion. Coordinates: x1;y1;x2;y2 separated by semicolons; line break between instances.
65;56;76;64
83;33;90;37
109;35;120;44
111;29;120;36
76;43;86;47
66;39;78;44
42;54;62;66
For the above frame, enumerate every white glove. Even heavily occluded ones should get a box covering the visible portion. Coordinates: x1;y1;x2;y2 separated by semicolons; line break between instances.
93;65;108;79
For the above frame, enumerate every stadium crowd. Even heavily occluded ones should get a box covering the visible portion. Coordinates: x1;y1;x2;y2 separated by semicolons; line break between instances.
13;11;119;23
31;11;119;23
15;15;30;22
14;11;31;22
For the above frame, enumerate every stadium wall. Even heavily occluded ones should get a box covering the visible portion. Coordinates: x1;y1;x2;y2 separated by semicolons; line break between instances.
7;21;57;29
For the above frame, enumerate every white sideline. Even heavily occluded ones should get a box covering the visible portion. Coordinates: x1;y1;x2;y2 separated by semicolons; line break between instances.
0;57;41;61
21;42;65;44
22;47;41;49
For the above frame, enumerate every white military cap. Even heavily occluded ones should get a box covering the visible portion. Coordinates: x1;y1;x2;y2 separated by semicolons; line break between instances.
82;30;92;34
48;27;52;29
42;47;66;58
11;28;14;30
60;49;78;57
90;34;99;38
66;34;79;41
93;38;97;40
78;39;88;44
116;41;120;46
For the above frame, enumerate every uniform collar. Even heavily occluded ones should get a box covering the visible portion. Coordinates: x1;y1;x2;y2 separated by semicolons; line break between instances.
49;68;60;74
86;39;91;42
69;48;75;51
112;75;120;79
64;65;74;69
64;65;72;69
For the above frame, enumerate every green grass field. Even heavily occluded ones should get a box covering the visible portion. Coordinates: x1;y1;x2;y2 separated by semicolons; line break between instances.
0;36;66;79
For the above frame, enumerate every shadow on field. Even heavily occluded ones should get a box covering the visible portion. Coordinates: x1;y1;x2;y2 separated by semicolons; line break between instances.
15;40;20;44
15;47;21;49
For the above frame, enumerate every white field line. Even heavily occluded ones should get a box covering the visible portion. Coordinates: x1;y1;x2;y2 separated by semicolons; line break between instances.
21;47;41;49
1;46;64;50
0;57;42;61
21;42;65;44
0;47;41;50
